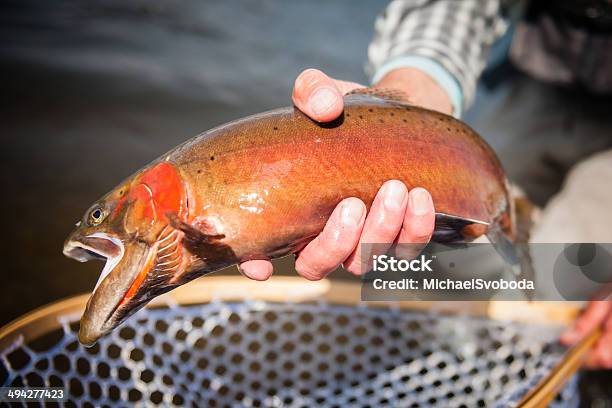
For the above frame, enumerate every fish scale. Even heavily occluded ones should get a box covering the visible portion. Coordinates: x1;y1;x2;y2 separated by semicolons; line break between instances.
175;93;511;257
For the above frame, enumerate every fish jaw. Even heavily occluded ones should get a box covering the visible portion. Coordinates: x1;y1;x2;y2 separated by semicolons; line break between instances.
63;232;123;263
64;232;164;346
78;239;156;346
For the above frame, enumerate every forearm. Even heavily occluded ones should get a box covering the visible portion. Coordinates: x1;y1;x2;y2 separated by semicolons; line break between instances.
375;67;453;115
368;0;513;116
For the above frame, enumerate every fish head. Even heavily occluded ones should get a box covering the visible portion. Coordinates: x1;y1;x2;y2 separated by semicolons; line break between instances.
63;162;189;346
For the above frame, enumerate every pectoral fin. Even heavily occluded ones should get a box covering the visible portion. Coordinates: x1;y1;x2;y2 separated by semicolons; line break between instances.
166;213;235;263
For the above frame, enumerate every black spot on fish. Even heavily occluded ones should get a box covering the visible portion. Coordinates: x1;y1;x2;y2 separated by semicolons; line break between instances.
447;127;451;131
210;156;215;161
346;113;351;117
368;108;373;113
390;112;394;116
197;169;202;174
273;126;278;131
358;115;363;119
402;119;407;123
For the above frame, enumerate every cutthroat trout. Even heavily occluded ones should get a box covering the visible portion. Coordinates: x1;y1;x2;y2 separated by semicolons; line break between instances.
64;91;526;345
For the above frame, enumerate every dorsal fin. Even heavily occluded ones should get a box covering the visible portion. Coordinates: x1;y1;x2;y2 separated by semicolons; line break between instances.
345;87;414;106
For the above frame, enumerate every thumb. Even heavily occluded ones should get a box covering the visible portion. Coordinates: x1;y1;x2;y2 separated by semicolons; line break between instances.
292;69;362;122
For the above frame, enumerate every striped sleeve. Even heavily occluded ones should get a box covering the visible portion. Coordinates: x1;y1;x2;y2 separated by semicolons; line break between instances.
367;0;510;113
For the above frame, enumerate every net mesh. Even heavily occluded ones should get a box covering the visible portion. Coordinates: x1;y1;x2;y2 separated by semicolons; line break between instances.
1;300;579;407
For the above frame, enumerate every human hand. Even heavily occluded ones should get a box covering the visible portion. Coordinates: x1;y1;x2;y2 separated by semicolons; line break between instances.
289;67;453;121
560;300;612;369
238;68;436;281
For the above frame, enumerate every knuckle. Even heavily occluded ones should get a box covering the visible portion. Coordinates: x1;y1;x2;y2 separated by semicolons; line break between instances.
405;217;435;237
410;233;432;244
295;259;323;281
319;232;356;262
399;228;431;244
372;219;400;238
331;235;359;257
326;221;360;242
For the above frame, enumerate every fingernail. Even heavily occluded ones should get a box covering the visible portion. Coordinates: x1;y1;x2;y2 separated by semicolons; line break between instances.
409;188;432;216
310;87;338;116
341;200;363;227
383;181;407;211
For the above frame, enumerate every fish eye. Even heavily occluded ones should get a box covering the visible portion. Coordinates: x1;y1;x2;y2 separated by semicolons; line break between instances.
88;206;106;226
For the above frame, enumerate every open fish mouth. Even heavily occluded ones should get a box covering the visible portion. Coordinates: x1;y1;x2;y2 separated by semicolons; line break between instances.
63;232;122;263
65;230;186;346
64;223;192;346
64;232;145;345
63;233;125;290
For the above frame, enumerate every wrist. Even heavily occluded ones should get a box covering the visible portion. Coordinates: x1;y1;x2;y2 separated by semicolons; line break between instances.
374;67;454;116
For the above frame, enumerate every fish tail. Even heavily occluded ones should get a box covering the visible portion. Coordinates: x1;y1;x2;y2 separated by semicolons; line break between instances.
513;194;537;299
486;187;539;300
513;192;538;244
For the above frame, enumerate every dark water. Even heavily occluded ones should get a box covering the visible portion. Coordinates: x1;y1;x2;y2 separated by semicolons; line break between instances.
0;0;385;325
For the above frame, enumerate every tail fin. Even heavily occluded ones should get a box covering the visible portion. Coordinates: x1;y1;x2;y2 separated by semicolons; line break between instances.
513;195;537;299
514;194;537;244
486;190;538;300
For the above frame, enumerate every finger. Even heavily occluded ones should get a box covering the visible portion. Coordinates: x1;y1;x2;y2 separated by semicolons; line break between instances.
586;328;612;369
591;308;612;369
295;197;366;280
395;187;435;260
238;260;274;281
292;69;362;122
343;180;408;275
561;301;611;345
606;303;612;331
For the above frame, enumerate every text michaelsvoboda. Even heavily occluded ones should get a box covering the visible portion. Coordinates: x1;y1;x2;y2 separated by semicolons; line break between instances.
372;278;535;291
